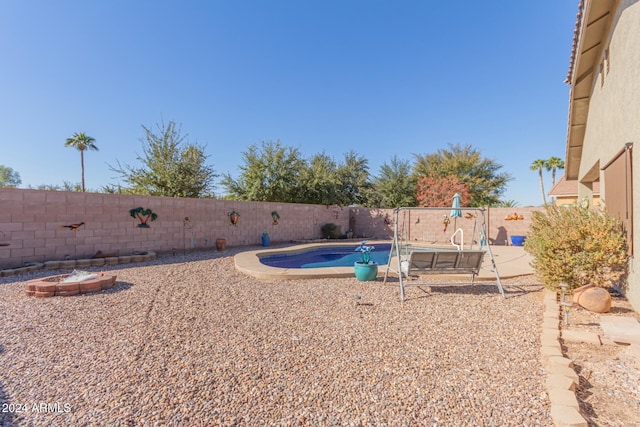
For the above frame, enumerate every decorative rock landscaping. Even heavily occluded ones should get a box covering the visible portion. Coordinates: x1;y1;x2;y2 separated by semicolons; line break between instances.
0;251;156;278
573;285;612;313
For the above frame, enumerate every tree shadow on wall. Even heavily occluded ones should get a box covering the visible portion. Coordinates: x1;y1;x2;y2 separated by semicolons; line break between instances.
357;209;394;239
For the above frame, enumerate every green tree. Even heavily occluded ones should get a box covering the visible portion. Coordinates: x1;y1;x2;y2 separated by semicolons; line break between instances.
111;120;217;198
413;143;511;207
28;182;81;191
64;132;98;192
221;140;305;202
0;165;21;188
298;152;340;205
530;159;547;206
373;155;416;208
336;150;372;206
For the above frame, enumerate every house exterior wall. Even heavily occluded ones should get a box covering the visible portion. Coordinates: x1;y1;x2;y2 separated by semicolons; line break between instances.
553;195;601;207
577;1;640;310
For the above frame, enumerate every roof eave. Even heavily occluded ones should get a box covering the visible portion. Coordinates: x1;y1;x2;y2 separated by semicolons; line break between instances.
565;0;615;180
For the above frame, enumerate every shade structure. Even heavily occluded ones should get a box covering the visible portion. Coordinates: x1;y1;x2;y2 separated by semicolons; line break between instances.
450;193;462;218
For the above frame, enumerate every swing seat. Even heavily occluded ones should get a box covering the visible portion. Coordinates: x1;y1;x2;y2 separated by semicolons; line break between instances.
403;249;485;278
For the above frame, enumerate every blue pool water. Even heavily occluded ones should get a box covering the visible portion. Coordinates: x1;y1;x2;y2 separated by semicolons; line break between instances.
260;244;392;268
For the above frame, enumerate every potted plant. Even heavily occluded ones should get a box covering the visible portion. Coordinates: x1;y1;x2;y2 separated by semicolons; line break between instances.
261;231;270;247
346;228;354;239
228;209;240;226
354;241;378;281
271;211;280;225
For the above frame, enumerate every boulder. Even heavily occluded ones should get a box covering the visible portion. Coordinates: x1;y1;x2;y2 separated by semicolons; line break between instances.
576;286;611;313
572;284;595;304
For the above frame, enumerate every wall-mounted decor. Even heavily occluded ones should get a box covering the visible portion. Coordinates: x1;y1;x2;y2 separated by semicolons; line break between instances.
228;209;240;226
0;231;9;246
328;205;342;219
60;222;85;231
504;212;524;221
271;211;280;225
129;207;158;228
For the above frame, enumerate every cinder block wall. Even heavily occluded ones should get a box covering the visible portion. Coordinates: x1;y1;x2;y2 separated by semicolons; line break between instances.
0;188;349;269
350;206;542;246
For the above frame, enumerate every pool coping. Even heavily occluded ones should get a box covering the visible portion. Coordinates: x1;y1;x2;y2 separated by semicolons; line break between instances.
234;241;535;281
234;241;385;280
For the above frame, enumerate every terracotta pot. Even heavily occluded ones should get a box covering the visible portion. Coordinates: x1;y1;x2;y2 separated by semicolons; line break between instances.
215;238;227;251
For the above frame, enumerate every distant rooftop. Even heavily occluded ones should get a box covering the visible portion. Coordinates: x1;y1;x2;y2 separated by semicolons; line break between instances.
548;174;600;197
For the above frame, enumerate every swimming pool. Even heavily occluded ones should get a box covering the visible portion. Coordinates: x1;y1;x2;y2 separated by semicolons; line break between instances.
259;244;392;268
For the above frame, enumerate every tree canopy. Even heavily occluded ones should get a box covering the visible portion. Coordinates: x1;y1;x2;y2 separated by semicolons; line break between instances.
0;165;21;188
221;143;372;206
221;140;306;202
413;143;511;207
373;155;416;208
297;152;340;205
111;120;217;198
416;174;471;207
335;150;372;206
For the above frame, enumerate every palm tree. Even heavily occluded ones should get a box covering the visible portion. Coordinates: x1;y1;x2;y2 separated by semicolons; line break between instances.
65;132;98;192
546;156;565;188
530;159;547;206
498;199;520;208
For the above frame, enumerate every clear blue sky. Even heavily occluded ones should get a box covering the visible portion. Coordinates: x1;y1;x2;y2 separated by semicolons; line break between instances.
0;1;578;206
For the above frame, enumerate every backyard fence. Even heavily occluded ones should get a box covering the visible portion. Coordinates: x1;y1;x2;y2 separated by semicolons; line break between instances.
0;188;541;269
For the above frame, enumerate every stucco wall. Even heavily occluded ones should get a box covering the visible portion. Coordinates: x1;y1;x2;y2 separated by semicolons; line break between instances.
0;188;349;269
578;1;640;311
578;1;640;190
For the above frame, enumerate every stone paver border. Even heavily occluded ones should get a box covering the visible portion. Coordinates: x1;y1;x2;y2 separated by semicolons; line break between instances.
0;251;156;278
541;289;588;427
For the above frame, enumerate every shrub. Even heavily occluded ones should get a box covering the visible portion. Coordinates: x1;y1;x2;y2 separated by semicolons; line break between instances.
320;223;342;239
524;205;628;291
416;174;471;207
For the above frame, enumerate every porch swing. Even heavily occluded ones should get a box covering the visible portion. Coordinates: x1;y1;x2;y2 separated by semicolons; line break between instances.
383;207;504;302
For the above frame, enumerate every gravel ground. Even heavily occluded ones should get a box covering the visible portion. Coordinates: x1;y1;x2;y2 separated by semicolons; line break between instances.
0;248;551;426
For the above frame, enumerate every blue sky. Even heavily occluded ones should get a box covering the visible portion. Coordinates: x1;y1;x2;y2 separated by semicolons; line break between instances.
1;1;577;206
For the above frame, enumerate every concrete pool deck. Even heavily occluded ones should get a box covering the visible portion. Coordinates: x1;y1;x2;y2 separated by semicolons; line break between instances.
234;241;534;281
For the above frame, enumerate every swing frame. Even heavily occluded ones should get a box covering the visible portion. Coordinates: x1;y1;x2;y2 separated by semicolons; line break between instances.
383;207;505;302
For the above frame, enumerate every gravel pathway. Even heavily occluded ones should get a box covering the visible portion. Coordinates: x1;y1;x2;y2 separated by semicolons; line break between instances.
0;249;551;426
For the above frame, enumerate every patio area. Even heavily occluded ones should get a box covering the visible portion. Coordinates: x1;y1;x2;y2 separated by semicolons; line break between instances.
0;248;550;426
236;241;534;281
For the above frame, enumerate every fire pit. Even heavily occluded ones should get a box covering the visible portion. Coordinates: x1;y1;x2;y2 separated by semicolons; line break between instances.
25;272;117;298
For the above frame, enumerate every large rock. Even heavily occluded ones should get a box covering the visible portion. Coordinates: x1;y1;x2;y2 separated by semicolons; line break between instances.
575;286;611;313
